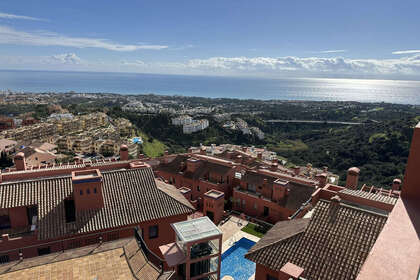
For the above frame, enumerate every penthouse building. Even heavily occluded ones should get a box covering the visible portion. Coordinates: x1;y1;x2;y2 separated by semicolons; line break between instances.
0;146;194;265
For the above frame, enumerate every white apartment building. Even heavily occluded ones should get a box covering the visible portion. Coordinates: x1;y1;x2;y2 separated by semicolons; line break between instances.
172;115;193;126
183;119;209;134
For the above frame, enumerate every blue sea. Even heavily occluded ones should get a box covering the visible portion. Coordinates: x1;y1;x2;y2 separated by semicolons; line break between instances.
1;70;420;104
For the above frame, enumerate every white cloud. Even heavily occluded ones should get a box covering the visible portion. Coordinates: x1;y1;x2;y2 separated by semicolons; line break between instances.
318;49;347;54
392;50;420;55
0;25;168;51
121;60;146;66
45;53;82;64
2;54;420;79
185;55;420;77
0;12;46;21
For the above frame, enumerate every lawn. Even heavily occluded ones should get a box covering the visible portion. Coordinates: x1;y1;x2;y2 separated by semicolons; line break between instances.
241;223;266;238
138;131;167;158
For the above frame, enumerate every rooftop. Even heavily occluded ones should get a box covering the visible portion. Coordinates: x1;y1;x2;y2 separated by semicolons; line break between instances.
246;199;388;280
0;167;194;240
0;237;173;280
172;216;222;243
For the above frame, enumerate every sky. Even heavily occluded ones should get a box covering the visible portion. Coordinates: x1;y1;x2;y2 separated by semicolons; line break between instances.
0;0;420;80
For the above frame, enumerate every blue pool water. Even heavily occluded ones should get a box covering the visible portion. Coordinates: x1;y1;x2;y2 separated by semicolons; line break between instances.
132;137;142;144
221;237;256;280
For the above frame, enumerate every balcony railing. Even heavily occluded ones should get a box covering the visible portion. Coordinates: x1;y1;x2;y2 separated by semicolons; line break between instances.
133;227;174;276
0;225;35;239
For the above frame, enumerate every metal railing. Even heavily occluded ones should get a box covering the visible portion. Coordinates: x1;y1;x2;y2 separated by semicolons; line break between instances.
0;226;130;260
289;197;312;220
134;227;166;272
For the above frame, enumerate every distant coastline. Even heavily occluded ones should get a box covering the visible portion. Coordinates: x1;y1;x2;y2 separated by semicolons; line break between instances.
1;70;420;104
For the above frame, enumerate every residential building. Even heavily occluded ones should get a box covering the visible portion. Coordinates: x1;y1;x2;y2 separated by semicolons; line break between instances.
251;126;265;140
0;118;14;131
155;152;321;223
172;115;193;126
19;146;57;167
245;122;420;280
0;139;17;155
183;119;209;134
48;113;74;121
0;147;195;265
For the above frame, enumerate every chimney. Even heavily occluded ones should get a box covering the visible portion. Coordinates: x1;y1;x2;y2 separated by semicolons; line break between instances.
164;150;169;156
186;158;200;173
292;166;300;176
345;167;360;189
72;169;104;211
323;166;328;172
279;262;304;280
138;153;145;159
270;163;278;171
257;152;262;160
234;155;242;164
14;152;26;171
329;195;341;221
242;146;247;152
392;178;402;191
272;158;278;164
272;179;288;202
315;173;328;187
188;147;194;154
200;148;206;155
119;144;129;161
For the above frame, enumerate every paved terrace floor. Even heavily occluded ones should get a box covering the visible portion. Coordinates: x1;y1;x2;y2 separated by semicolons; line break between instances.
0;238;134;280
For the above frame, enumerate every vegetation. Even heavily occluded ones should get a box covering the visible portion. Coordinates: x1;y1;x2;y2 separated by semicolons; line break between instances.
104;104;418;189
55;95;420;189
137;131;167;157
0;151;13;169
241;223;269;238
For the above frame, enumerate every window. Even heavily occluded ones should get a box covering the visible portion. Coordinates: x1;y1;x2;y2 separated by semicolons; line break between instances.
0;255;9;264
0;209;11;230
80;190;83;195
149;225;159;239
197;185;200;192
248;184;256;193
242;199;246;208
94;188;97;194
37;247;51;256
266;275;278;280
254;203;258;210
64;200;76;223
87;188;90;194
264;206;269;217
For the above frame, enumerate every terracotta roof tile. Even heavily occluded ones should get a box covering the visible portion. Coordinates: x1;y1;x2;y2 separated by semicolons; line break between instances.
339;189;398;205
0;168;194;240
246;200;388;280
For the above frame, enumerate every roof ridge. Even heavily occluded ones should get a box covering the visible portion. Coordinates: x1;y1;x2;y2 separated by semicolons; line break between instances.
318;199;389;218
246;231;305;258
156;181;195;211
246;219;309;256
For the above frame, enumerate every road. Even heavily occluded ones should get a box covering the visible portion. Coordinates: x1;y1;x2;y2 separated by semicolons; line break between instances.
265;120;363;125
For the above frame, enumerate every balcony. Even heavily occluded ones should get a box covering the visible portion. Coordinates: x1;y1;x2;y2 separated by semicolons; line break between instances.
234;187;274;203
0;225;35;239
190;240;219;259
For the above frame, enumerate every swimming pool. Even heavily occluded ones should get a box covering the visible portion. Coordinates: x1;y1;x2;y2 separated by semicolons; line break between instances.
132;137;142;144
221;237;256;280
